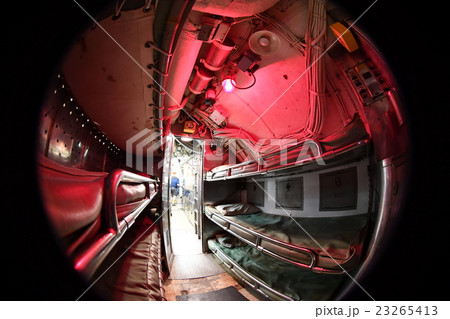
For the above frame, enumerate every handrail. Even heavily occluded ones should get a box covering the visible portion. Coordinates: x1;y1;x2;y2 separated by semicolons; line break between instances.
104;169;158;233
74;169;158;279
208;139;369;181
205;208;350;274
211;139;322;173
210;244;295;301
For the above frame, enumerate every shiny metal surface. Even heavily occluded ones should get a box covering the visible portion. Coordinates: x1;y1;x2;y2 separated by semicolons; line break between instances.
161;134;174;267
72;169;158;279
208;139;369;181
73;228;123;279
103;169;158;232
38;74;123;171
210;244;294;301
204;209;327;273
337;154;408;300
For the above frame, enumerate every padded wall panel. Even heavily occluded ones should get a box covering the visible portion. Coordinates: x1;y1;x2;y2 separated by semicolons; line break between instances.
38;74;123;171
37;158;107;237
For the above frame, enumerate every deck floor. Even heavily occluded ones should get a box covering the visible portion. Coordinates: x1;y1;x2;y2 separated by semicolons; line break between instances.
164;202;259;301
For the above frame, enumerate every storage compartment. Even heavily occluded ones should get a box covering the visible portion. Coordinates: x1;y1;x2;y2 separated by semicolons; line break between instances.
275;177;303;210
246;181;265;206
320;167;358;211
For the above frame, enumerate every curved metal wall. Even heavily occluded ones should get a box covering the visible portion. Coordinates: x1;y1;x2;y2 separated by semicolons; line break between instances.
37;73;124;172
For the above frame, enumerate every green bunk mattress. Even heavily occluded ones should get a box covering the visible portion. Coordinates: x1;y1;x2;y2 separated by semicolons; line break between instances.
208;238;346;300
204;204;368;273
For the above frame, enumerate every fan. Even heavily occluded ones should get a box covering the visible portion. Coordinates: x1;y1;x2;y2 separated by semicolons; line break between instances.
248;30;281;56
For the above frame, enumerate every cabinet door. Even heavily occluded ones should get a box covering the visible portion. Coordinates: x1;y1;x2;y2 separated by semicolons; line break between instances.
276;178;303;210
319;167;358;211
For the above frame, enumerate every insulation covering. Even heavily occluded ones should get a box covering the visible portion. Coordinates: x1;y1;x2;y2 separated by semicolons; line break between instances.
37;155;108;238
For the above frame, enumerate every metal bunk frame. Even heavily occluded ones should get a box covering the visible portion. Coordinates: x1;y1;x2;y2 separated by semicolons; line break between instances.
207;139;370;181
209;241;295;301
204;208;356;274
73;169;158;278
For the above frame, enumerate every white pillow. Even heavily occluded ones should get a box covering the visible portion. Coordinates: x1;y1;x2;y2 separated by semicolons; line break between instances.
215;203;260;216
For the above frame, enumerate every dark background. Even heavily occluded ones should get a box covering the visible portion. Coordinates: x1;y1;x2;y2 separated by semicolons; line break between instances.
3;0;448;300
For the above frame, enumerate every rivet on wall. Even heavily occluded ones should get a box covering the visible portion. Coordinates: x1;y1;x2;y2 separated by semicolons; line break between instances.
38;72;125;171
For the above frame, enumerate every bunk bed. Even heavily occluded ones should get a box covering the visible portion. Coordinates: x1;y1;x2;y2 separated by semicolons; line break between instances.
204;204;368;273
203;127;372;298
37;155;164;300
207;237;346;301
206;116;369;181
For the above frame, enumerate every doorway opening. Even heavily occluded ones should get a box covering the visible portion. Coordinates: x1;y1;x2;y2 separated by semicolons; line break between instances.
169;136;203;255
167;137;225;279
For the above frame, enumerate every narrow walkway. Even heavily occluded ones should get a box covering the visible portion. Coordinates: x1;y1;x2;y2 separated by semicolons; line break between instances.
164;203;259;301
164;272;258;301
170;203;202;255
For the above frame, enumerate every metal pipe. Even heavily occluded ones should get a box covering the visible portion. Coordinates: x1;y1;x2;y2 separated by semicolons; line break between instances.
202;39;235;71
163;12;204;124
192;0;279;18
156;0;197;138
189;65;215;94
337;157;406;300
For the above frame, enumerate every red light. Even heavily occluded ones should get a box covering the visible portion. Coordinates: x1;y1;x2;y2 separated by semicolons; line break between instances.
222;78;236;93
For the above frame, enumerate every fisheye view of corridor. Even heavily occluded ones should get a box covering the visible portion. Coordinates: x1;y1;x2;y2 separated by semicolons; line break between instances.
8;0;446;304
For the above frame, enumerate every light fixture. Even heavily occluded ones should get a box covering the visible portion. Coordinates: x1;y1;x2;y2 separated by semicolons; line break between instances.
222;78;236;93
181;136;193;142
248;30;280;56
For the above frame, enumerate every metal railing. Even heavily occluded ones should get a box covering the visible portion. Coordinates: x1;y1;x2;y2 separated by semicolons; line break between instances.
207;139;369;181
73;169;158;279
204;208;352;274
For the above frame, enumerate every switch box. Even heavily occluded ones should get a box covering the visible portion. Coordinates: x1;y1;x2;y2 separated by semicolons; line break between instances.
209;105;227;126
183;121;196;134
276;178;304;210
237;51;261;72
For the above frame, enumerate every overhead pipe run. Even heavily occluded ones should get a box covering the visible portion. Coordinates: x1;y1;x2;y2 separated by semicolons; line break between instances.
189;65;215;94
192;0;280;18
202;39;235;71
163;20;235;123
163;12;204;124
164;0;280;125
189;38;235;94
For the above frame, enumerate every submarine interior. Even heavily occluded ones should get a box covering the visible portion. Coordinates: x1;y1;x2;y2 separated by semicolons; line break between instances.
4;0;448;302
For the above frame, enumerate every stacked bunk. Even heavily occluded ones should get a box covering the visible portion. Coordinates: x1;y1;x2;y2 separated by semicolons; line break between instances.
205;203;369;300
208;238;345;301
37;155;164;300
